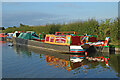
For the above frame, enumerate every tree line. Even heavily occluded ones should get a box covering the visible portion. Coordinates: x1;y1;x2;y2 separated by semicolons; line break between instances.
2;18;120;45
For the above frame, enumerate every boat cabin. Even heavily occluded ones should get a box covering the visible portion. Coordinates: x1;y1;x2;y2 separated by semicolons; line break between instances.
13;31;23;37
45;31;98;46
17;31;39;40
7;33;14;39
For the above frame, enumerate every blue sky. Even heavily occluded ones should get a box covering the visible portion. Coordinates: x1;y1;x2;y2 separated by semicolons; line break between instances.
2;2;118;27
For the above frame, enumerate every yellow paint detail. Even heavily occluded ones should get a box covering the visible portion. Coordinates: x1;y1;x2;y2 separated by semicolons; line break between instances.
86;36;89;43
45;34;71;46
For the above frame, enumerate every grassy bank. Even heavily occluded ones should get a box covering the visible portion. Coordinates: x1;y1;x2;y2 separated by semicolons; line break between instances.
109;42;120;48
0;30;2;33
110;45;120;48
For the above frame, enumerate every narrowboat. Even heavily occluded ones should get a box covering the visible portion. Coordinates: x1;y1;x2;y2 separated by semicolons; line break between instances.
5;33;14;42
7;33;14;39
0;33;7;43
45;31;89;53
44;31;109;53
12;31;110;54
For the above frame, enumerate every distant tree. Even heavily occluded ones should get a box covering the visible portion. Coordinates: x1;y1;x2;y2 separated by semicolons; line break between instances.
13;26;17;28
0;27;5;30
20;23;24;27
20;23;29;28
49;24;61;34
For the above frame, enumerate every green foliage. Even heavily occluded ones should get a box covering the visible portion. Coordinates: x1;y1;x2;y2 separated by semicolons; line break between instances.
48;24;61;34
0;27;5;30
110;45;120;48
3;18;119;44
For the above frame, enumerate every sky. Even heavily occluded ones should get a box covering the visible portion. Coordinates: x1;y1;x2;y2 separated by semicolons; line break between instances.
2;2;118;28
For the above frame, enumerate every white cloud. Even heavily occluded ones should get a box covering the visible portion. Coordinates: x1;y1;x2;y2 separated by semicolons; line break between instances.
34;16;69;21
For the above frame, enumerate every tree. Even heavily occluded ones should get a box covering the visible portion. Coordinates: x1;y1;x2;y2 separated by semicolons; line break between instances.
49;24;61;34
0;27;5;30
13;26;17;28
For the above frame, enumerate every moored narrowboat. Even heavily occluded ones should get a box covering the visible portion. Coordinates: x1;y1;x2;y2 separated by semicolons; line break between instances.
7;33;14;39
0;33;7;43
12;31;110;54
45;31;89;53
44;31;109;53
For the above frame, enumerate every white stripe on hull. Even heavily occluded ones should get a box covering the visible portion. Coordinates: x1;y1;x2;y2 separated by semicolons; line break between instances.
70;46;83;49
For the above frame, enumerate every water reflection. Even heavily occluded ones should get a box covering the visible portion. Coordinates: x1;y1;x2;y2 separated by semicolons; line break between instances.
13;45;32;57
0;41;6;44
11;44;120;77
45;55;72;71
109;54;120;77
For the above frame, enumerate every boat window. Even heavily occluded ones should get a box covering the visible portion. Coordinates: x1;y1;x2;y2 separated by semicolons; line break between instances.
50;37;54;42
88;37;98;42
46;36;50;41
16;33;20;37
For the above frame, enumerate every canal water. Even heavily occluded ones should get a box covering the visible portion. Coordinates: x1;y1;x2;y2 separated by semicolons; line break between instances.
2;42;120;78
